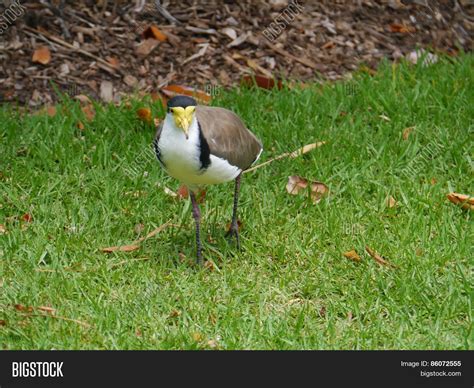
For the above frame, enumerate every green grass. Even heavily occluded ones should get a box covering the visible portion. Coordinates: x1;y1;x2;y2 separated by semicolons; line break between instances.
1;55;473;350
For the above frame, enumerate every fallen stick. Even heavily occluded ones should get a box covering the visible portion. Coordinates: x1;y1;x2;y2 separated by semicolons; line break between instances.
101;220;173;253
365;246;398;268
34;313;92;328
155;0;181;24
245;141;326;174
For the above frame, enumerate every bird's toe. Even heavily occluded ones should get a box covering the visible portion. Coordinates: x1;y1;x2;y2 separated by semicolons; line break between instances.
225;225;241;249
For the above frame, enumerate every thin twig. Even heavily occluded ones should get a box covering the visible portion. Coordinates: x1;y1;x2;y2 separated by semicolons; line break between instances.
101;220;175;253
155;0;181;24
134;221;174;244
365;246;398;268
33;313;92;328
245;141;326;174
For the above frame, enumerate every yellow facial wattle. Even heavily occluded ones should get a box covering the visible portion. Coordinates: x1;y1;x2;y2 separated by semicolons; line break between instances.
171;106;196;138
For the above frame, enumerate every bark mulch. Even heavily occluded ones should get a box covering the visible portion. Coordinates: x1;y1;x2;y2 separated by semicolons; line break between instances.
0;0;472;106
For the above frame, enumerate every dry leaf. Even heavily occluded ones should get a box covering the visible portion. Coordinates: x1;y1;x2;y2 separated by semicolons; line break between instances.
74;94;92;105
386;195;397;208
319;306;326;317
143;25;167;42
32;46;51;65
226;219;243;232
446;193;474;211
14;304;33;312
77;121;85;130
169;310;181;318
365;246;397;268
177;185;206;203
192;332;203;342
207;339;219;349
177;185;189;199
151;92;168;109
106;56;120;69
81;104;96;121
21;213;33;223
0;319;6;326
402;126;414;140
389;23;415;33
343;250;361;262
0;224;7;234
137;107;152;123
241;75;283;90
160;84;211;104
32;105;57;117
101;244;140;253
204;260;216;271
321;41;335;49
286;176;329;204
46;106;57;117
100;80;114;103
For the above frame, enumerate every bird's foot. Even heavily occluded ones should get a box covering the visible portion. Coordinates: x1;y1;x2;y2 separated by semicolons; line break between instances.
225;222;241;250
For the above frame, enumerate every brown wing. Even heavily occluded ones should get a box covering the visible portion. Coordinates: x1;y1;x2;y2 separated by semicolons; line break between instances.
196;106;262;170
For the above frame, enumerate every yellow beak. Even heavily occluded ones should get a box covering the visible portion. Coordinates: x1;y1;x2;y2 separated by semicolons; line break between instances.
171;106;195;138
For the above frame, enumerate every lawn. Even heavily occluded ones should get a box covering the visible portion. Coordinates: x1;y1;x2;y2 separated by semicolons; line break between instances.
0;55;472;350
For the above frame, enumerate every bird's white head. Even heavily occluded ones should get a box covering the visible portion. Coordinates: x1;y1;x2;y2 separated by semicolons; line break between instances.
167;95;197;139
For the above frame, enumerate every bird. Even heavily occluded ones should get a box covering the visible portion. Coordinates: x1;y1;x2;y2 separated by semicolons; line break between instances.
154;95;263;265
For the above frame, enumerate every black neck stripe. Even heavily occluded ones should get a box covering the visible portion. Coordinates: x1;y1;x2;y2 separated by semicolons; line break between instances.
197;122;211;170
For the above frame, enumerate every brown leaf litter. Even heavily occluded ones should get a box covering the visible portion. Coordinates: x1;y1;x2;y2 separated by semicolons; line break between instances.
286;176;329;204
446;193;474;211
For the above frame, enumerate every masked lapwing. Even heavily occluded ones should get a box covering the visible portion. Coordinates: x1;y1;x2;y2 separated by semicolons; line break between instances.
154;95;263;265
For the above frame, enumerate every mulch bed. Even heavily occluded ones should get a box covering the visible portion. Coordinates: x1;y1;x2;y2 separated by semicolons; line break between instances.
0;0;472;107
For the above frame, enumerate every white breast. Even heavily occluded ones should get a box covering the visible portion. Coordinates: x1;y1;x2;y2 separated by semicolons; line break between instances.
157;115;242;189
